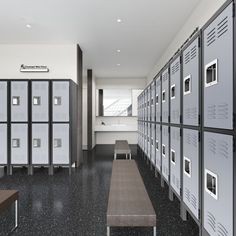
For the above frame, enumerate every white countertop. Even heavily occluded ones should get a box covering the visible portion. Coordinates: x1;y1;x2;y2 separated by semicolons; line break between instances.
94;124;137;132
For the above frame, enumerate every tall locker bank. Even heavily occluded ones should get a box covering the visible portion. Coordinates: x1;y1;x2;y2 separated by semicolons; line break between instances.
150;123;155;165
155;76;161;123
182;35;200;127
0;81;8;166
147;123;151;160
151;82;155;122
162;68;169;123
155;124;161;173
161;125;169;183
170;56;181;124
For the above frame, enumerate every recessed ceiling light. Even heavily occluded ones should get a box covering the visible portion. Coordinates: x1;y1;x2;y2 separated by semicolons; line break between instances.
117;63;121;66
117;49;121;53
117;18;122;23
26;24;32;29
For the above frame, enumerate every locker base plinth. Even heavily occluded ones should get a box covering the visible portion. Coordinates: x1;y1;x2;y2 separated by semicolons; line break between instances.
31;165;51;175
201;227;210;236
161;177;165;188
50;165;72;176
154;169;158;178
169;188;174;201
180;202;187;221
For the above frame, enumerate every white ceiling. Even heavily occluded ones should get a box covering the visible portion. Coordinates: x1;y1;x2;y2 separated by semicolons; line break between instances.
0;0;200;78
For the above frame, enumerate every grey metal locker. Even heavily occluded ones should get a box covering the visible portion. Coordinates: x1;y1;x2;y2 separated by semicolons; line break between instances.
144;122;147;155
147;123;151;160
183;37;200;126
53;124;70;165
170;56;181;124
0;81;7;122
147;86;151;122
151;82;155;122
0;124;7;165
11;124;28;165
155;76;161;123
52;81;70;122
161;125;169;182
203;3;233;130
32;81;49;122
170;127;181;196
162;68;169;123
11;81;28;122
144;90;147;121
203;132;233;236
32;124;49;165
151;123;155;165
155;124;161;173
183;128;199;219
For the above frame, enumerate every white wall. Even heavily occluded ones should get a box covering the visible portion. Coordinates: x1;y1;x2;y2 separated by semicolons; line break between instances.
147;0;227;83
0;44;77;83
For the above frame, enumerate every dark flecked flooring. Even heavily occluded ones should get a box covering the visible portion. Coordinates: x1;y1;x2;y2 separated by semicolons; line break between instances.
0;145;199;236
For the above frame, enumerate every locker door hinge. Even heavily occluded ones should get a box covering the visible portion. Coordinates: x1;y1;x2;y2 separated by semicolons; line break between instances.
233;138;236;153
168;116;170;123
198;209;201;220
180;115;182;124
233;113;235;129
180;129;182;137
233;3;235;18
198;37;201;48
198;114;201;125
180;188;182;196
180;55;182;64
198;132;201;142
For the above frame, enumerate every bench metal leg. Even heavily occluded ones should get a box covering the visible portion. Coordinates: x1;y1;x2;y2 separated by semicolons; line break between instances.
126;154;127;159
11;199;19;233
107;226;110;236
153;226;156;236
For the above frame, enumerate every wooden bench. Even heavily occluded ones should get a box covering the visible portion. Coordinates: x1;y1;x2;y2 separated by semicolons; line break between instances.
114;140;131;160
107;160;156;236
0;190;19;233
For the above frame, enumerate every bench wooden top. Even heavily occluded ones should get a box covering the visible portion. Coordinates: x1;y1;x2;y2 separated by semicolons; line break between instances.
107;160;156;227
114;140;131;154
0;190;19;212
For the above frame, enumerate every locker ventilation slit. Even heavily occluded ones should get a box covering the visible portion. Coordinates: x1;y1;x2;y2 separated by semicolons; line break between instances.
184;51;190;64
217;223;228;236
207;212;216;232
191;194;197;210
206;28;216;46
185;188;190;202
190;46;197;60
217;16;228;38
219;141;229;159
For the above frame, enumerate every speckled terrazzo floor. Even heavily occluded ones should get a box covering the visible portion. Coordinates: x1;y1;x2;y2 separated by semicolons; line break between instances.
0;145;199;236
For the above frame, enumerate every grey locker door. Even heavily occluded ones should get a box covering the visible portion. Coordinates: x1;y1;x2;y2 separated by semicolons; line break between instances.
203;3;233;129
0;124;7;165
11;124;28;164
32;124;49;165
144;122;147;154
11;81;28;122
0;82;7;122
147;87;151;122
183;37;199;126
161;125;169;182
151;123;155;164
53;124;70;165
170;127;181;196
203;132;233;236
147;123;151;159
151;82;155;122
183;129;199;219
170;57;181;124
162;68;169;123
53;81;69;122
156;77;161;122
155;124;161;172
32;81;49;122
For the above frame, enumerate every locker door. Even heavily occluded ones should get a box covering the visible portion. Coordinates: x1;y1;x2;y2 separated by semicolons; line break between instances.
155;124;161;172
32;124;49;165
11;81;28;122
203;3;233;129
162;68;169;123
170;127;181;196
147;123;151;159
147;87;151;122
151;82;155;122
145;122;148;155
53;81;69;122
0;124;7;165
183;37;199;126
53;124;69;165
11;124;28;164
161;125;169;182
0;82;7;122
183;129;199;219
155;77;161;122
32;81;49;122
170;56;181;124
151;123;155;164
203;132;233;236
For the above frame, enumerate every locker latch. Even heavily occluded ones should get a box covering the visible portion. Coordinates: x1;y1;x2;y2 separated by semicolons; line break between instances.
54;139;62;148
12;139;20;148
33;97;41;106
54;97;62;105
33;139;41;148
12;96;20;106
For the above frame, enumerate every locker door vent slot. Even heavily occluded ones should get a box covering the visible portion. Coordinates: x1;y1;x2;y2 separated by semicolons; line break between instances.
171;149;176;165
54;96;62;106
184;156;191;177
171;85;176;99
190;45;197;60
33;139;41;148
205;169;218;200
217;223;228;236
184;75;191;95
12;96;20;106
205;59;218;87
217;16;228;39
206;28;216;46
54;139;62;148
184;51;190;64
185;188;190;202
207;212;216;232
33;97;41;106
162;144;165;156
162;90;166;103
12;139;20;148
191;194;197;210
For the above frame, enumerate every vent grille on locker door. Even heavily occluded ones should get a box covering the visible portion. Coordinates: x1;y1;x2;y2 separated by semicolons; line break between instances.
191;194;197;210
207;28;216;46
185;187;191;203
217;16;228;38
184;45;197;65
207;211;216;233
217;223;229;236
171;61;180;75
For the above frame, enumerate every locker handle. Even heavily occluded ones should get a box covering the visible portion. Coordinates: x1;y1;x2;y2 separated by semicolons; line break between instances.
156;141;159;150
54;96;62;106
54;138;62;148
162;144;166;156
162;90;166;103
12;96;20;106
12;139;20;148
171;84;176;99
33;96;41;106
183;75;191;95
205;169;218;200
156;95;159;104
205;59;218;88
184;156;191;178
33;139;41;148
171;149;176;165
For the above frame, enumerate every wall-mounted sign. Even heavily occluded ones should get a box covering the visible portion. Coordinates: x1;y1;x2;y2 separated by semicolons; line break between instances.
20;64;49;73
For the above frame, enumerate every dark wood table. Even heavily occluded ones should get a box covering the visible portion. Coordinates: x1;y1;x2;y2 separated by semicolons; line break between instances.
107;160;156;236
